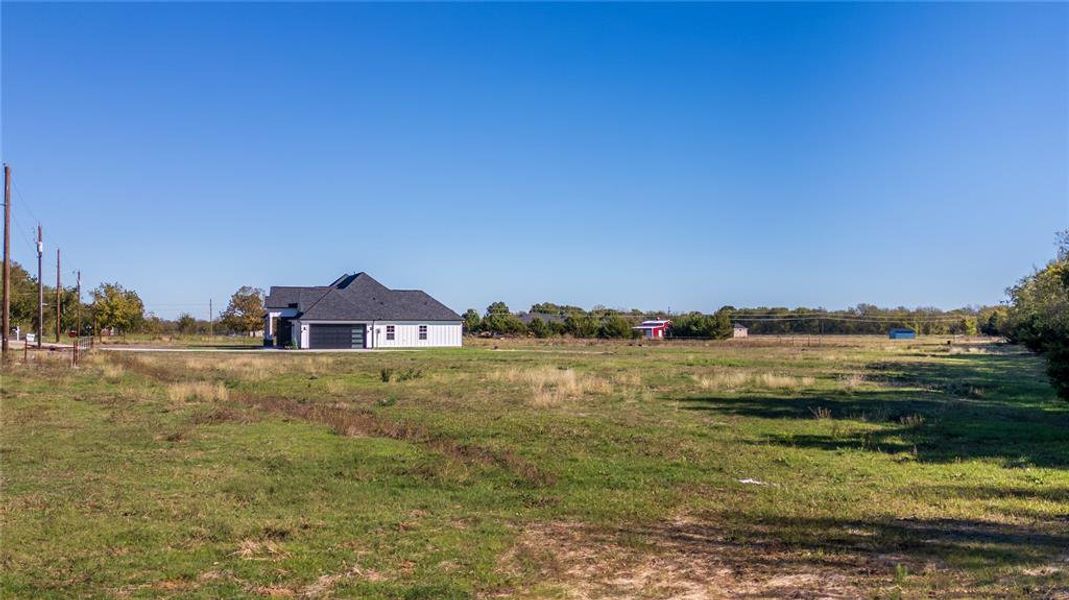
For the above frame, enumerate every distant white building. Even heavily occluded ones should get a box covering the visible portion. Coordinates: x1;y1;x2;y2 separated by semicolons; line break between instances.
732;323;748;338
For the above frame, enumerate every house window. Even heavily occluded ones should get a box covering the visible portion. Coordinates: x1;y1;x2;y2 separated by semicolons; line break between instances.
418;325;428;340
386;325;395;341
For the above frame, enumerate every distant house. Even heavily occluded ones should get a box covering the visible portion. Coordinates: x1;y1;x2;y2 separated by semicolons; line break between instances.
888;328;916;340
632;319;671;339
264;273;462;349
732;323;749;338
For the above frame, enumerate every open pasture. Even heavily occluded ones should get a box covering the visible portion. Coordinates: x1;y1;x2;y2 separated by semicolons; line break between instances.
2;337;1067;598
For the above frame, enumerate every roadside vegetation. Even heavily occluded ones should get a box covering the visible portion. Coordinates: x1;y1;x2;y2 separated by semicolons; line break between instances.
1004;230;1069;400
2;336;1067;598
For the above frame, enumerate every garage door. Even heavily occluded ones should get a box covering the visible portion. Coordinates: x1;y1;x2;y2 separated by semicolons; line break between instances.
309;324;366;349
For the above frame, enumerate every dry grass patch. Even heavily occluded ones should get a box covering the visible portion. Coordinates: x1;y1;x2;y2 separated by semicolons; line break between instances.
84;354;126;382
610;372;643;388
756;372;816;389
299;564;384;598
694;370;817;391
695;370;751;391
167;381;229;403
235;538;288;561
117;353;345;383
492;366;612;406
100;362;125;382
840;373;866;389
323;379;348;395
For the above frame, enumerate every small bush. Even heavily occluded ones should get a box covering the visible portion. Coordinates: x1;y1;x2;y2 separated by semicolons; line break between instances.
381;367;423;383
898;414;926;428
839;373;865;389
809;406;833;420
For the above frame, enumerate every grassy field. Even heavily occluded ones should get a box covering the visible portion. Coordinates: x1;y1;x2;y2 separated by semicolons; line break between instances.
93;333;264;348
2;336;1067;598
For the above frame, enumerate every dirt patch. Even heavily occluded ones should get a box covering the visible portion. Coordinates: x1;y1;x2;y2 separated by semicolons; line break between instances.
299;564;384;598
493;520;901;599
494;517;1069;599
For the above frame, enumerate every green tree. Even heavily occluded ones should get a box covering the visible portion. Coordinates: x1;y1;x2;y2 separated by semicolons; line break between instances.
175;313;197;334
7;262;38;333
219;286;265;334
142;314;167;337
462;308;482;334
598;314;634;339
980;306;1008;336
1005;231;1069;400
564;313;599;338
91;283;145;335
961;316;979;337
482;302;526;335
713;307;734;339
528;317;552;338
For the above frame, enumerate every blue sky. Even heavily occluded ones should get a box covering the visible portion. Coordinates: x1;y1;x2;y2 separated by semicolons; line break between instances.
2;3;1066;319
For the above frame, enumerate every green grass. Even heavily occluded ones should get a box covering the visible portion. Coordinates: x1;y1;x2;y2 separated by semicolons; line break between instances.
2;337;1067;598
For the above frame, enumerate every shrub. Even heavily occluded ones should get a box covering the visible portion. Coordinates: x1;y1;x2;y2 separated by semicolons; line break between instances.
564;314;599;338
598;314;634;339
396;368;423;382
528;317;552;338
1004;231;1069;400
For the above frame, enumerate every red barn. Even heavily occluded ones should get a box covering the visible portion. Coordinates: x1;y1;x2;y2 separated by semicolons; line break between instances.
632;319;671;339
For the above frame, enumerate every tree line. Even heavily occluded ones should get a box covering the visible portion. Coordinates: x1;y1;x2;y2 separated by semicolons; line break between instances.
3;262;266;338
1002;231;1069;400
462;301;1002;339
5;258;1030;358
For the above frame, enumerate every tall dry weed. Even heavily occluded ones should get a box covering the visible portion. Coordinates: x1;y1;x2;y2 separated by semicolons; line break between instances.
493;366;611;406
167;381;229;403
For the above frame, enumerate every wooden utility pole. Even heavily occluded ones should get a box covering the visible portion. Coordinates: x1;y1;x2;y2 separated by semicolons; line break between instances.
74;271;81;364
2;164;10;357
36;224;43;348
56;248;61;342
208;298;213;338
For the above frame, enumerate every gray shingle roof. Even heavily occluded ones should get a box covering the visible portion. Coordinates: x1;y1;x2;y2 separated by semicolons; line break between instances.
264;286;330;311
266;273;461;322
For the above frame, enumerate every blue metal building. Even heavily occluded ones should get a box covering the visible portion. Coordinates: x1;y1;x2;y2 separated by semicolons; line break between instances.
888;328;916;340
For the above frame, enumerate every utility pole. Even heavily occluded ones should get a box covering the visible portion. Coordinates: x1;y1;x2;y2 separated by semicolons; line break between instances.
208;298;213;338
36;225;43;348
2;164;10;357
56;248;62;342
74;271;81;364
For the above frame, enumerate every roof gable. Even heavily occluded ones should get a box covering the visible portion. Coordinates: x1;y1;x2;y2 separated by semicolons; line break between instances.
271;273;461;322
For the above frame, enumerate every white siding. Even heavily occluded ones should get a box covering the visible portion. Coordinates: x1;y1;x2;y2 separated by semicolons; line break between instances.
290;320;461;349
373;321;462;348
296;321;308;348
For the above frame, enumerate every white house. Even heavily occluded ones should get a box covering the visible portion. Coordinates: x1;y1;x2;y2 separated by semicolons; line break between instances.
263;273;462;349
732;323;749;338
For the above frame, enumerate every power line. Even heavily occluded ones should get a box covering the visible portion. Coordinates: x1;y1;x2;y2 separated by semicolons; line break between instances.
9;211;37;256
10;181;41;226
